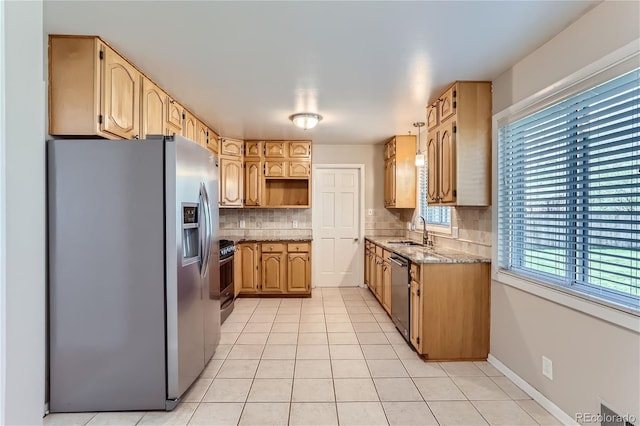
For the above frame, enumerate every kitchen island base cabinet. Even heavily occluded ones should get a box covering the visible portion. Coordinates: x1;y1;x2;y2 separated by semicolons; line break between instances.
236;241;311;296
412;262;490;361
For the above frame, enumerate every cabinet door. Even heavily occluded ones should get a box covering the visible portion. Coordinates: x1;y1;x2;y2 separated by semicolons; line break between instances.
427;103;438;131
439;85;456;123
289;161;310;178
384;159;396;207
262;253;285;293
245;141;263;158
368;252;376;292
264;141;286;158
384;160;391;207
382;260;392;314
410;279;422;352
182;110;197;142
141;78;166;139
374;257;383;300
239;243;260;294
265;161;286;177
426;130;439;203
167;98;183;132
439;121;457;204
289;141;311;158
101;46;140;139
220;158;243;207
221;138;244;157
196;121;208;148
207;130;219;154
364;249;370;287
287;252;310;293
244;161;263;206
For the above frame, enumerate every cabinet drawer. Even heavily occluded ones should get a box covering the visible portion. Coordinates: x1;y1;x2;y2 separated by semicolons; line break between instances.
245;141;263;158
287;243;310;252
289;161;310;178
375;245;383;257
262;243;285;253
383;250;393;261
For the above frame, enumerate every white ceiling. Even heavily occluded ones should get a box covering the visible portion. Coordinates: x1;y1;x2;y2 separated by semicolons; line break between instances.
44;0;598;145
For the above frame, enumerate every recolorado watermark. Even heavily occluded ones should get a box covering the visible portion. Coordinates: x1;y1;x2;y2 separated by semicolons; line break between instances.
575;412;637;424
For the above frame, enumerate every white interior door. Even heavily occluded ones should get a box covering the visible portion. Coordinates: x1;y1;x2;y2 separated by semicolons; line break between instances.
313;166;362;287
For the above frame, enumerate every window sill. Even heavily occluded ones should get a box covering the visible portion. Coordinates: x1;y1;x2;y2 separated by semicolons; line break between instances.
493;269;640;333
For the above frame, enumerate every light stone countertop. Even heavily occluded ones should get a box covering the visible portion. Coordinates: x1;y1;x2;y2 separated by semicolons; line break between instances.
365;237;491;264
224;235;312;243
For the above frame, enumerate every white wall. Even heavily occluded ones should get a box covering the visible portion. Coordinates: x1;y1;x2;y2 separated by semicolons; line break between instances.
2;1;46;424
491;1;640;423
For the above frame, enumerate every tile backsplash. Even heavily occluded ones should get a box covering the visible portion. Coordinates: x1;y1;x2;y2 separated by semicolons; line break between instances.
219;208;312;239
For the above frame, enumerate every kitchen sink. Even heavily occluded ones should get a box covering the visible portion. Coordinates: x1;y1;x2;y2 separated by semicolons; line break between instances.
386;240;423;247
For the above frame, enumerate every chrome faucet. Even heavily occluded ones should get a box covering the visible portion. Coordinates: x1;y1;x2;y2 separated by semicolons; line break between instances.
412;215;433;248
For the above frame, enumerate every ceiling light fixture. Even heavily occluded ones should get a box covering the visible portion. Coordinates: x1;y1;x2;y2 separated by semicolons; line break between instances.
290;113;323;130
413;122;426;166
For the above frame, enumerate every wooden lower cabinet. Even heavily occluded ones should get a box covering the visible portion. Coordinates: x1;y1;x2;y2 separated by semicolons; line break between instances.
411;262;490;361
237;241;311;296
409;264;422;352
381;259;391;314
238;243;260;294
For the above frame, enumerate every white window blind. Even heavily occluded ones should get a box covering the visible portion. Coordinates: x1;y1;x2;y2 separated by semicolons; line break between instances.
498;67;640;311
418;165;451;226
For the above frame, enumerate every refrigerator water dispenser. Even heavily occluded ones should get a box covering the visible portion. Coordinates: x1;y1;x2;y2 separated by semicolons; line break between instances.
182;204;200;260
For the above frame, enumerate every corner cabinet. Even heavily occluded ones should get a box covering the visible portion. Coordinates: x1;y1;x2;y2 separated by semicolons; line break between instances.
237;241;312;296
384;135;416;208
425;81;492;206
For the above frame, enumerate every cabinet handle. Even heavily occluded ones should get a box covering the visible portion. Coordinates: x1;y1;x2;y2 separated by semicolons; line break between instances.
133;134;140;139
169;99;175;104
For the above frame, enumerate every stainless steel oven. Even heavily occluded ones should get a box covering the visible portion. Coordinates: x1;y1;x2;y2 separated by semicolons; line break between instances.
219;239;235;324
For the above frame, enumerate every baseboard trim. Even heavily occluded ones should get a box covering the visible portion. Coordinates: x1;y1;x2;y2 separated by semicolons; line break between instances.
487;354;578;426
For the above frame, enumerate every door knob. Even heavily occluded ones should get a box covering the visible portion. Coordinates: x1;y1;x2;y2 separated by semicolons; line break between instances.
354;238;359;242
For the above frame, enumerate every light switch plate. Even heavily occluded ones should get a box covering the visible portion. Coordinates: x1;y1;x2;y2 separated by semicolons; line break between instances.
368;209;374;216
452;227;459;238
239;220;246;228
292;220;298;228
542;356;553;380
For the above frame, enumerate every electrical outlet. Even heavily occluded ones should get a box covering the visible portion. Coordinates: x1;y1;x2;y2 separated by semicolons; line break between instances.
239;220;246;228
452;227;459;239
542;356;553;380
368;209;374;216
292;220;298;228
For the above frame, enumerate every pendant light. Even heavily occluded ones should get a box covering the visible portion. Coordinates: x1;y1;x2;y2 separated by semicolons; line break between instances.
413;122;425;166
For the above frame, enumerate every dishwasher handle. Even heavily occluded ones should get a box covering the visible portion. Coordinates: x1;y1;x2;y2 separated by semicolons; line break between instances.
389;256;409;267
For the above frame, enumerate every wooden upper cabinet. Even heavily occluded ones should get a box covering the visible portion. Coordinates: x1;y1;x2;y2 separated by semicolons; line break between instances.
196;121;209;148
141;77;167;139
439;121;456;204
427;103;439;131
221;138;244;157
101;45;141;139
166;97;183;134
182;110;197;142
219;157;243;207
244;161;263;206
206;129;219;154
439;84;456;123
245;141;263;158
426;81;491;206
287;252;310;293
261;252;285;293
426;130;439;203
289;141;311;158
238;243;260;294
264;141;286;158
289;161;310;178
265;161;286;178
383;135;415;208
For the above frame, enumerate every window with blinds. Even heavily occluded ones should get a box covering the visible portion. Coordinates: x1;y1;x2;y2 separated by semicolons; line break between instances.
498;67;639;311
418;165;451;226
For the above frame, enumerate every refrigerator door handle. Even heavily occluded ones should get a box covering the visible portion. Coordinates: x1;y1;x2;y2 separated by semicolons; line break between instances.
199;183;209;277
200;183;212;277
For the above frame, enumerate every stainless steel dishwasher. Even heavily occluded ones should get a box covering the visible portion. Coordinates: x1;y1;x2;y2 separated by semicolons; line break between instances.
390;254;411;343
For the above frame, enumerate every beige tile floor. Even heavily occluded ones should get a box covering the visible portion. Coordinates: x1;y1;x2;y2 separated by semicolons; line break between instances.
44;287;562;426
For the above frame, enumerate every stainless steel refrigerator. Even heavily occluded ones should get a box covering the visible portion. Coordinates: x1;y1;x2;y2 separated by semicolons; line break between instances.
47;135;220;412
